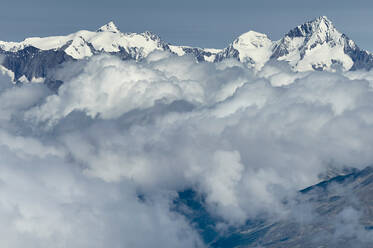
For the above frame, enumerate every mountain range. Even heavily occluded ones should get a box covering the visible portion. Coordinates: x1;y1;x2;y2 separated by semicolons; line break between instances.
1;16;373;87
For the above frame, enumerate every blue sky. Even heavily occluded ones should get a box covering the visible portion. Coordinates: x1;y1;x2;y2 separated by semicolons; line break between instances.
1;0;372;50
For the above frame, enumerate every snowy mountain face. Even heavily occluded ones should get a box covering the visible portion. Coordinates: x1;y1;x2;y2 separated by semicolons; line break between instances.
0;21;222;85
215;30;273;70
272;16;363;72
0;22;171;84
1;16;373;86
219;16;373;72
0;21;169;60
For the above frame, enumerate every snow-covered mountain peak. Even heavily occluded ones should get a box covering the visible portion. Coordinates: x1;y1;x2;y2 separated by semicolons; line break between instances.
314;15;333;29
287;16;335;39
285;16;342;50
97;21;120;33
221;30;273;70
233;30;272;48
271;16;355;71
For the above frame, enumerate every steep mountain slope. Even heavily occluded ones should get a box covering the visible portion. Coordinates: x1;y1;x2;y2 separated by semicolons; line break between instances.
271;16;373;72
174;166;373;247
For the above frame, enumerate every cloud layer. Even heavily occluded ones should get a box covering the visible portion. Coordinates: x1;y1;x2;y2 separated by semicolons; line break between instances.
1;51;373;246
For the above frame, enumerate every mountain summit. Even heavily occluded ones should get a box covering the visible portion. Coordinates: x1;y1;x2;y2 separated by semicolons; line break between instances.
97;21;120;33
215;30;273;70
286;16;335;38
270;16;358;71
1;16;373;85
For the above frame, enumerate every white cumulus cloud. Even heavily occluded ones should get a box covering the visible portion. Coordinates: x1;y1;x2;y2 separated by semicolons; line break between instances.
0;52;373;246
